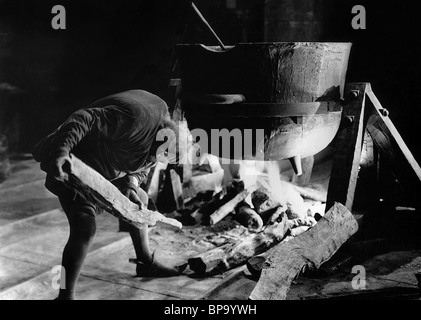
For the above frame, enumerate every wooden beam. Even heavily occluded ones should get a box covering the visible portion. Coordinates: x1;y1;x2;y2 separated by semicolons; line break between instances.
62;154;182;229
249;202;358;300
326;83;368;212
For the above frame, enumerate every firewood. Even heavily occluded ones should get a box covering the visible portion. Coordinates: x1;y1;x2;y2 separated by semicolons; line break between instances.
235;204;264;232
251;190;281;214
289;226;310;237
170;169;184;210
209;185;257;225
247;249;273;279
61;154;182;229
185;169;224;197
249;202;358;300
248;217;317;278
198;179;245;216
188;208;289;275
146;161;168;203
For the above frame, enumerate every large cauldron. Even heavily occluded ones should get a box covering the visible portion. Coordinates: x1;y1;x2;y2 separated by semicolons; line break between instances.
176;42;352;173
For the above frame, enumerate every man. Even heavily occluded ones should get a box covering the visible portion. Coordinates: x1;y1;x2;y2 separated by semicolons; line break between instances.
32;90;189;300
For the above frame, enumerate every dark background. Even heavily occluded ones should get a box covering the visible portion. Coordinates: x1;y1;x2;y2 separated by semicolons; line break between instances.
0;0;420;162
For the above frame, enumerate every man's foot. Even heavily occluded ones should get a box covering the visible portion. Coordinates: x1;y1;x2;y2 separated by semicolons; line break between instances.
55;289;75;300
130;253;187;278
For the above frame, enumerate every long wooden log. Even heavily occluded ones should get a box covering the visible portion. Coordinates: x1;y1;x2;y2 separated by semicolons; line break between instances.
209;185;257;225
249;202;358;300
188;209;289;275
62;154;182;229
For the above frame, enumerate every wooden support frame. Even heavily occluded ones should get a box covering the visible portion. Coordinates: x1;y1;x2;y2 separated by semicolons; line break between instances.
326;83;368;212
326;82;421;212
365;84;421;203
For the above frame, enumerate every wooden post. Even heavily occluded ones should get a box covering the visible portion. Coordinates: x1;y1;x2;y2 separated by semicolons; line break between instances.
326;83;368;212
249;202;358;300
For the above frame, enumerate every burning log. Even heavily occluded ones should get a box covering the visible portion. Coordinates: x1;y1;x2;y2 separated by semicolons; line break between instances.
199;180;244;215
249;202;358;300
209;185;257;225
235;204;264;232
188;209;290;275
251;189;281;214
60;154;182;229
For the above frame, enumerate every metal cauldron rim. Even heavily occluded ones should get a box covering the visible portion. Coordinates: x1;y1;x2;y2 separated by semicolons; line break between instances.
176;42;353;53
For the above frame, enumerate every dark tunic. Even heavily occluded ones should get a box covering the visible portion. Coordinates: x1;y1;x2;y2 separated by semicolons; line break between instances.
32;90;169;181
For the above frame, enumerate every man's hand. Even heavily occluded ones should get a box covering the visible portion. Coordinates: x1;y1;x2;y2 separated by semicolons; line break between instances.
49;154;72;180
122;187;149;210
114;174;149;210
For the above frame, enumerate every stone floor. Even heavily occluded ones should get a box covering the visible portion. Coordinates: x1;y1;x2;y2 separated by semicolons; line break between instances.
0;155;420;300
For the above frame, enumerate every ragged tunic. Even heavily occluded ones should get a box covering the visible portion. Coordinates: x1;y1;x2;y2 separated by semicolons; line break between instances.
32;90;169;181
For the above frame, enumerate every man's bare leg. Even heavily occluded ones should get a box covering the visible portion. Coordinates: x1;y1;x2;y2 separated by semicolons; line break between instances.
128;224;185;277
57;199;97;300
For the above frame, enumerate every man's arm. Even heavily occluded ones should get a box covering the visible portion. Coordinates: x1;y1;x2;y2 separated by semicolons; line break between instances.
43;107;111;178
48;109;100;159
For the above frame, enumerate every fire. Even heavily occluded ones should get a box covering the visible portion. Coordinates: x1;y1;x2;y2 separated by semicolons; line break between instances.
238;160;311;221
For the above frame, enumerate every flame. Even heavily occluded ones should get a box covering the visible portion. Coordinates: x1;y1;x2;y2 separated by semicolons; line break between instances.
239;160;308;220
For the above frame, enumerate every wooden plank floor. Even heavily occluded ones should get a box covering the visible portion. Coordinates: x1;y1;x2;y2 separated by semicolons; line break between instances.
0;157;254;300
